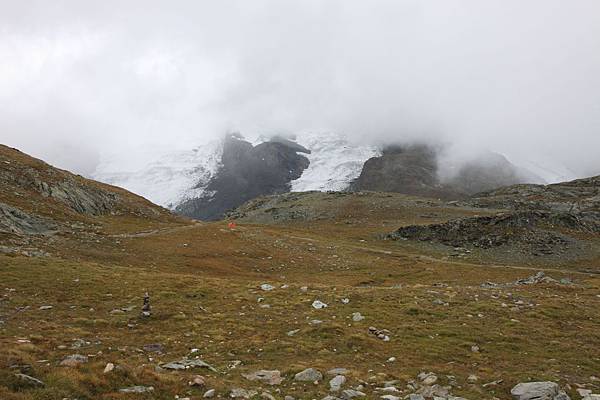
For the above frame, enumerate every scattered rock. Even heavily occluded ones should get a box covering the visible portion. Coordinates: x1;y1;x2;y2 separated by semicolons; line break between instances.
242;370;283;385
189;375;206;387
287;329;300;336
38;305;53;310
368;326;390;341
60;354;88;367
511;382;567;400
582;395;600;400
162;358;217;372
261;392;276;400
119;386;155;393
327;368;349;376
312;300;328;309
294;368;323;382
340;389;366;399
418;372;438;386
103;362;115;374
230;388;258;399
143;343;164;353
204;389;216;398
330;375;346;392
352;312;365;322
261;284;275;291
14;373;44;387
467;375;478;384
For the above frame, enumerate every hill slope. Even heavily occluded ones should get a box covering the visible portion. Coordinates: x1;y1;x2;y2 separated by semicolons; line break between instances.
0;144;183;256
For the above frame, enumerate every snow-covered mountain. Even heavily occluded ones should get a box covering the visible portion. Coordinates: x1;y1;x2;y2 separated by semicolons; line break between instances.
94;139;224;209
94;131;557;221
93;132;378;213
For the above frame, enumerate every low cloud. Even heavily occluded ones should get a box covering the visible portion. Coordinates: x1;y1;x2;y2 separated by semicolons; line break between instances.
0;0;599;179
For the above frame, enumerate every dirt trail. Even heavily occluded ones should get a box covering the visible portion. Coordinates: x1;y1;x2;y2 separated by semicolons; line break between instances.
110;222;203;238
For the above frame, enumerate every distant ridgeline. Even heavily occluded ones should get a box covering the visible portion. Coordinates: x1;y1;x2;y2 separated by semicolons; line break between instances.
172;136;538;221
93;133;541;221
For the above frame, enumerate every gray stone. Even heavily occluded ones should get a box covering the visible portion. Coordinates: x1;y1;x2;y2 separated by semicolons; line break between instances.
330;375;346;392
327;368;349;376
417;384;450;399
554;392;571;400
14;373;44;387
103;362;115;373
230;388;258;399
242;370;283;385
409;395;426;400
119;386;155;393
142;343;164;353
60;354;88;367
312;300;328;309
204;389;216;398
162;358;217;372
340;389;366;399
261;392;276;400
511;382;559;400
294;367;323;382
351;312;365;322
418;372;438;386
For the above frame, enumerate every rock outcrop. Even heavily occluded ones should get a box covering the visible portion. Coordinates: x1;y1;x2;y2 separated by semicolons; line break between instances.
176;135;310;220
350;144;534;199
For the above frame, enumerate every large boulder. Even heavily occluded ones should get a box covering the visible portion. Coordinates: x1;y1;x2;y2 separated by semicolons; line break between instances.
511;382;570;400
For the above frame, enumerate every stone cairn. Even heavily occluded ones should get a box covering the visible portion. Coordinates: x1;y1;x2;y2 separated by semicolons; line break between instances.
141;292;151;317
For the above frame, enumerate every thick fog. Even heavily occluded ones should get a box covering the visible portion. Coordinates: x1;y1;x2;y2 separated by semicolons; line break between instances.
1;0;599;179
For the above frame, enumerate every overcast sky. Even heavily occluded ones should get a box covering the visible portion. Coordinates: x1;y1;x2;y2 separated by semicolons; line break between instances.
1;0;599;177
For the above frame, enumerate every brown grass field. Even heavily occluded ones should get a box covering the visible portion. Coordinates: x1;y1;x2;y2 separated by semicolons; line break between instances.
1;188;600;400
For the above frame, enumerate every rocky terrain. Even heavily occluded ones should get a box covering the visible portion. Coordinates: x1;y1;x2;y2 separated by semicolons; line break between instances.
0;144;180;256
1;146;600;400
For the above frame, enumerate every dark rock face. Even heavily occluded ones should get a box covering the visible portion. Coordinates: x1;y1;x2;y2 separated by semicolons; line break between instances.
350;144;531;199
0;202;55;235
176;136;310;220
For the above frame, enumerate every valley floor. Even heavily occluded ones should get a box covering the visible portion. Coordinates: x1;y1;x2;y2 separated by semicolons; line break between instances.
1;193;600;400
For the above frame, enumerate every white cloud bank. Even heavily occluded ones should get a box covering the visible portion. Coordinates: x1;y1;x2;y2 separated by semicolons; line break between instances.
0;0;599;179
